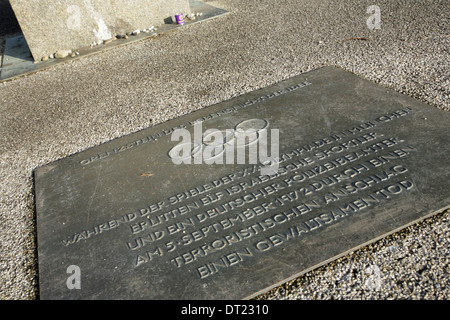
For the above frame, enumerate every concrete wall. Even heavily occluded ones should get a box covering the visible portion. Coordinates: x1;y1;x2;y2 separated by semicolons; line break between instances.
9;0;191;61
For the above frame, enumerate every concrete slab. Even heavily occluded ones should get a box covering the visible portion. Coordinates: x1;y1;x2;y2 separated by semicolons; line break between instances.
9;0;191;62
0;0;228;82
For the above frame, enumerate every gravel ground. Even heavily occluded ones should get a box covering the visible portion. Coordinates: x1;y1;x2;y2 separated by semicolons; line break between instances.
0;0;449;300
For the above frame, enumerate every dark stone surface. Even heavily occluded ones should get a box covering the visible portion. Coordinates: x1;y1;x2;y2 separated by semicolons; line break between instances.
34;67;449;299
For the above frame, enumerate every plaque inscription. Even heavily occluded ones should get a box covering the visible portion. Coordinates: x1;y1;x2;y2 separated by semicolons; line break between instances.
35;67;449;299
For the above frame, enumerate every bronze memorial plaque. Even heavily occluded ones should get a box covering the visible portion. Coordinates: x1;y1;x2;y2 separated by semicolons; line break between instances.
34;67;449;299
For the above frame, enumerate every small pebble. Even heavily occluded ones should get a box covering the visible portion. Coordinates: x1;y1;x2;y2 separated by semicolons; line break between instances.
54;50;73;59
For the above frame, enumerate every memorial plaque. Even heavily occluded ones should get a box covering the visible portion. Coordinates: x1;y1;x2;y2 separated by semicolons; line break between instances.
34;67;449;300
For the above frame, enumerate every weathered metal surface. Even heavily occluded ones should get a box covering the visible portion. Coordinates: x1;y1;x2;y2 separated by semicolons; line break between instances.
34;67;449;299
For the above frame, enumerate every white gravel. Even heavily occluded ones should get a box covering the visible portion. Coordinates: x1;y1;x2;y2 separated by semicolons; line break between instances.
0;0;449;300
